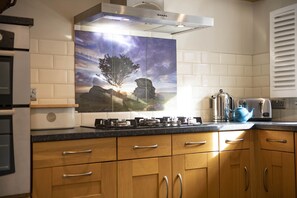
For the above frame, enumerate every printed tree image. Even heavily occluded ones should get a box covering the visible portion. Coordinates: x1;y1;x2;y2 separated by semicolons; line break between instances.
98;54;140;89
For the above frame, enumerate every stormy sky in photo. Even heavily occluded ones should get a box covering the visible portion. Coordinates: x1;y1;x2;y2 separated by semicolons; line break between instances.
75;30;177;93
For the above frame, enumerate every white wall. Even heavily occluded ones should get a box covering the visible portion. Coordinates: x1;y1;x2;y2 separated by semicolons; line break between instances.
4;0;101;40
253;0;297;54
5;0;255;54
252;0;297;121
168;0;253;55
4;0;297;122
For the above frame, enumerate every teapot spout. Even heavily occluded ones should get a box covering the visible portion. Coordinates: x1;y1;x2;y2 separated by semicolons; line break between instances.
248;108;254;119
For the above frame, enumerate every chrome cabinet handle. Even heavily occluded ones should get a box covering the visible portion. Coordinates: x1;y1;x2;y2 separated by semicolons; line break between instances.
184;140;206;146
266;138;287;143
244;166;250;191
63;171;92;178
263;168;268;192
225;138;244;144
62;149;92;155
163;176;169;198
10;0;17;7
177;173;183;198
0;50;15;56
133;144;158;149
0;109;15;116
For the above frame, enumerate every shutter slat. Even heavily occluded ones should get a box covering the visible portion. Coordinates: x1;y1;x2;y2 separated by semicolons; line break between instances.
270;4;297;97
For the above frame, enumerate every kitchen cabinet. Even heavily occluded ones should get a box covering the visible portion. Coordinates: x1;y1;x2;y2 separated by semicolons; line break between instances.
295;133;297;193
256;130;295;198
117;135;172;198
32;138;117;198
32;126;297;198
219;131;251;198
172;132;219;198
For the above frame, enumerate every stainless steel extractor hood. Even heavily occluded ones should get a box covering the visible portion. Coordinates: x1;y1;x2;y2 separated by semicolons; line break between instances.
74;2;214;35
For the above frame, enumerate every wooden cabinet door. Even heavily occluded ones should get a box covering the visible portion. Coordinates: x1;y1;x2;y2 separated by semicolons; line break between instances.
33;162;117;198
220;150;250;198
118;157;172;198
172;152;219;198
258;150;295;198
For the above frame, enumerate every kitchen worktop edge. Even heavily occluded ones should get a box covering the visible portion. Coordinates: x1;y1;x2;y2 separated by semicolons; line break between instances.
31;122;297;142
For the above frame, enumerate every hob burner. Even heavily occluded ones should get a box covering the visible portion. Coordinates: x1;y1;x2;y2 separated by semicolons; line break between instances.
91;117;202;130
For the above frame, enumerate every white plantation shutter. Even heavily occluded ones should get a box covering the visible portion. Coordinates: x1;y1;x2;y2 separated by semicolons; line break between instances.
270;3;297;98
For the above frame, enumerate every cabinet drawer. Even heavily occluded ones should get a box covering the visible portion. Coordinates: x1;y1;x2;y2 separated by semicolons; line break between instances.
33;138;116;168
258;130;294;152
51;162;117;198
52;163;101;186
172;132;218;155
118;135;171;160
219;131;250;151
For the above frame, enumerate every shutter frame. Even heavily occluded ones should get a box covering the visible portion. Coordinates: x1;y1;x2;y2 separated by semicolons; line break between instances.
270;3;297;98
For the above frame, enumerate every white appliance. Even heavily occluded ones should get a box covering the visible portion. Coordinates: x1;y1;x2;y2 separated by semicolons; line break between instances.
0;15;33;197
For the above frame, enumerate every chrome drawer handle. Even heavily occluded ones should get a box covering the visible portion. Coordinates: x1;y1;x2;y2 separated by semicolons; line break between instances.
177;173;183;198
163;176;169;198
225;138;244;144
185;141;206;146
0;50;15;56
266;138;287;143
263;168;268;192
244;166;250;191
63;171;92;178
0;109;15;116
133;144;158;149
62;149;92;155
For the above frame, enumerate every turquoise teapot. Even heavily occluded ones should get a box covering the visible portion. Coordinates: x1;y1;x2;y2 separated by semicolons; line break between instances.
232;105;254;123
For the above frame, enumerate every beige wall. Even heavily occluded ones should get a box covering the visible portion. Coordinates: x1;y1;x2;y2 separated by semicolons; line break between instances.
5;0;255;54
253;0;297;54
252;0;297;121
4;0;297;122
4;0;100;40
169;0;253;54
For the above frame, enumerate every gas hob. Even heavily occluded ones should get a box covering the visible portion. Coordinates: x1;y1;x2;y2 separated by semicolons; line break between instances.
81;117;203;130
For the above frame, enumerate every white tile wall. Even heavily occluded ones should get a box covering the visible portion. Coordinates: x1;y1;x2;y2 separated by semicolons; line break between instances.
211;64;228;75
183;51;201;63
30;39;75;105
38;40;68;55
177;51;255;121
236;55;252;65
39;69;68;84
30;39;293;123
31;54;53;69
220;54;236;65
252;53;270;98
193;64;211;75
201;52;220;64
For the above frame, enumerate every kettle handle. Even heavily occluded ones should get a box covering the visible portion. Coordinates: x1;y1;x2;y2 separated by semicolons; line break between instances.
229;96;234;110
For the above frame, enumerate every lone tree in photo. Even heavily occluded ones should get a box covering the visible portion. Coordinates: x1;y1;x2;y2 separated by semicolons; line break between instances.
98;54;140;89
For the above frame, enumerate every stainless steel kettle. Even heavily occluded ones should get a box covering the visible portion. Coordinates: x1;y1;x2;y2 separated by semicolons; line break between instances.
210;89;234;122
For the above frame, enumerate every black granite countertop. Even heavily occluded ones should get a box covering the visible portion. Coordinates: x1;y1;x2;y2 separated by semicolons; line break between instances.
30;121;297;142
252;121;297;131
